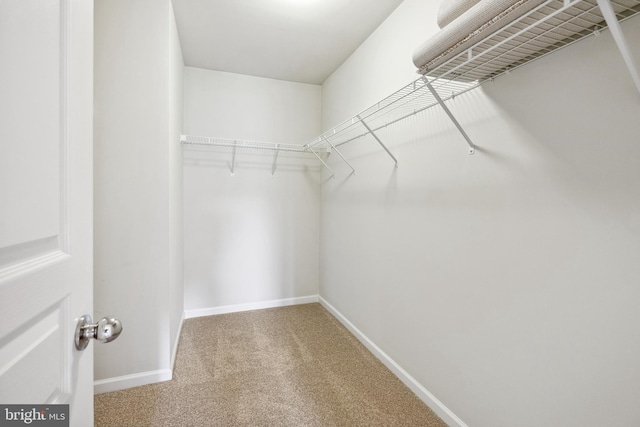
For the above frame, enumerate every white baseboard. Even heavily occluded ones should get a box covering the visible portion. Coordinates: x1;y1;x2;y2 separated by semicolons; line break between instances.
184;295;319;319
171;311;186;372
96;313;184;395
94;369;172;395
319;297;468;427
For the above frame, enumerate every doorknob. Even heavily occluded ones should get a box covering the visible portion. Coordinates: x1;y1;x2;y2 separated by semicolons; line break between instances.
75;314;123;351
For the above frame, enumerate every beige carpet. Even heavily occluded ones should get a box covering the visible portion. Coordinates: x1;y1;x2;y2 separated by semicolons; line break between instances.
95;303;447;426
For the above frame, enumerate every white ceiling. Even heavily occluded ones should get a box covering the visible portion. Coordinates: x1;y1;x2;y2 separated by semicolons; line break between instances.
172;0;405;85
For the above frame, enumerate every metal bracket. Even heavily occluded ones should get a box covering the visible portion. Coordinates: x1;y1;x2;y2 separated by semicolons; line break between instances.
596;0;640;96
308;146;335;179
231;142;237;175
357;115;398;167
271;144;279;176
321;136;355;174
423;77;476;155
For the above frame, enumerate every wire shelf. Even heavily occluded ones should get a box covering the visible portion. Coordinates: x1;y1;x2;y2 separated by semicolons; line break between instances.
307;0;640;153
181;135;329;155
421;0;640;81
181;135;334;176
305;77;480;151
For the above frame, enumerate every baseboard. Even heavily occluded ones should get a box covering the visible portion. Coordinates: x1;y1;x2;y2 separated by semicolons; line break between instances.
184;295;319;319
95;313;184;395
94;369;172;395
319;297;468;427
170;311;186;372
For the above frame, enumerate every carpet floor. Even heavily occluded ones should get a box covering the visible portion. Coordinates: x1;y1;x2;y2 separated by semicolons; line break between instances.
94;303;447;426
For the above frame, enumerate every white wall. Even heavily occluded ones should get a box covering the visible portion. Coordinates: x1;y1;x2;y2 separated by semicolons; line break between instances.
168;1;185;370
184;67;321;144
320;1;640;426
94;0;184;391
183;68;322;315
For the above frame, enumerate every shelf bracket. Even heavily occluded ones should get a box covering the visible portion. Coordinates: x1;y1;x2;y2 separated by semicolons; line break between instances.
231;141;237;175
422;77;476;155
357;115;398;167
271;144;280;176
596;0;640;96
308;146;335;179
321;136;355;174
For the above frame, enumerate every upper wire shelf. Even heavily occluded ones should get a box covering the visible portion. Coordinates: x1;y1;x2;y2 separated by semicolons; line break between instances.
305;0;640;155
421;0;640;82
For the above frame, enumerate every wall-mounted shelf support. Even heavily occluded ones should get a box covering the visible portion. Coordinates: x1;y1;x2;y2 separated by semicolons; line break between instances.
422;77;476;155
596;0;640;95
357;115;398;167
231;142;237;175
321;136;356;175
271;144;280;176
308;146;335;179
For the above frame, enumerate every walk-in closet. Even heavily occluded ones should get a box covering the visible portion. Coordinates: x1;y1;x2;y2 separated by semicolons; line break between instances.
94;0;640;425
2;0;639;425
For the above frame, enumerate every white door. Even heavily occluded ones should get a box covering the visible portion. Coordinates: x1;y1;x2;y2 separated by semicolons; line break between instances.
0;0;94;425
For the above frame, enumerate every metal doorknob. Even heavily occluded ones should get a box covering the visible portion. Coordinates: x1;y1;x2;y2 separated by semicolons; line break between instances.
75;314;123;351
